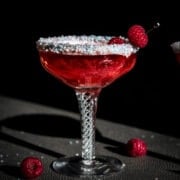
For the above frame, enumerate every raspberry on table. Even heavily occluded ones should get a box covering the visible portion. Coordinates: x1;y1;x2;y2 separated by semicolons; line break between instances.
126;138;147;157
20;156;43;179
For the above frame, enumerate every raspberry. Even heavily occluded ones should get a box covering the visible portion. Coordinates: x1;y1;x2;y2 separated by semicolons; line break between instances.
127;25;148;48
20;157;43;179
108;37;125;44
126;138;147;157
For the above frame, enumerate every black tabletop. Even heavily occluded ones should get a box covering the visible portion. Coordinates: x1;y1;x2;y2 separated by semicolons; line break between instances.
0;95;180;179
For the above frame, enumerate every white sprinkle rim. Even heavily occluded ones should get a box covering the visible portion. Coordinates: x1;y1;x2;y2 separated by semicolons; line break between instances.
36;35;138;57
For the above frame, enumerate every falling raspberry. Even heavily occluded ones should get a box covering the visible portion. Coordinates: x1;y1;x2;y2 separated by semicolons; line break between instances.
127;25;148;48
108;37;125;44
126;138;147;157
20;156;43;179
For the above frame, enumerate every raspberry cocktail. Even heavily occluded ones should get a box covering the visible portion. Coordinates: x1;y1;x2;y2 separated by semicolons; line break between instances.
36;25;148;177
38;36;137;89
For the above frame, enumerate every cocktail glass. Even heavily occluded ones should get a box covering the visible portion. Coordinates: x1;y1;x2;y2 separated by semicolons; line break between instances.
36;35;138;177
171;41;180;64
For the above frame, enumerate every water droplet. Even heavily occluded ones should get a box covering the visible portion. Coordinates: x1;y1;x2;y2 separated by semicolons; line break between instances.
75;153;79;156
6;154;9;157
16;153;19;157
0;154;3;158
17;162;21;165
69;141;73;145
0;159;4;163
41;156;44;159
141;135;146;138
75;140;79;144
154;177;158;180
121;163;126;169
20;131;25;134
30;152;34;155
150;135;155;139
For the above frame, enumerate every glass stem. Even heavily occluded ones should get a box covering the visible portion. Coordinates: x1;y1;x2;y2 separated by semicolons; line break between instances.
75;88;101;165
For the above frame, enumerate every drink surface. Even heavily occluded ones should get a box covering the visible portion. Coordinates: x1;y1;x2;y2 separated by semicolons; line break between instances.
39;52;136;88
37;36;137;89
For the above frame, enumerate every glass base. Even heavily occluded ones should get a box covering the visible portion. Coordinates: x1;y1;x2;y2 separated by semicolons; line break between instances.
52;155;125;177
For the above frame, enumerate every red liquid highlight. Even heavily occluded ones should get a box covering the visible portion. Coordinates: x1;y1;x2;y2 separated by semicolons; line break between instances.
175;53;180;64
39;51;136;89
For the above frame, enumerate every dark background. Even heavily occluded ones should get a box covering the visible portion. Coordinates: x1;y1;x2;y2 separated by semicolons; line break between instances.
1;3;180;138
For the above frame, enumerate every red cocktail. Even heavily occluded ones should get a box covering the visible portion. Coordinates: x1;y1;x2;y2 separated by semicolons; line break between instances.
36;33;142;177
39;52;136;89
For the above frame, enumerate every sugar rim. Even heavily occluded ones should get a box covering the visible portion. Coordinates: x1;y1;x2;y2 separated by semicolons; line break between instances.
36;35;139;57
171;41;180;53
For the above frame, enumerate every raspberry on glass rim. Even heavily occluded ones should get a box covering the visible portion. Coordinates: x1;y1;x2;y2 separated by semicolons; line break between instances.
108;37;125;44
127;24;149;48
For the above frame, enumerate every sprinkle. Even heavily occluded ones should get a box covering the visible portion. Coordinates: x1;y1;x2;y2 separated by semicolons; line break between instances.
36;35;138;57
150;135;155;139
141;135;146;138
75;140;79;144
121;163;126;169
0;154;3;158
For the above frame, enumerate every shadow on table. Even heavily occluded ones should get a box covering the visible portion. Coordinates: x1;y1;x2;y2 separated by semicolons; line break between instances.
0;165;21;178
0;114;126;145
1;114;180;168
0;114;81;138
0;114;125;155
0;114;81;158
168;170;180;175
